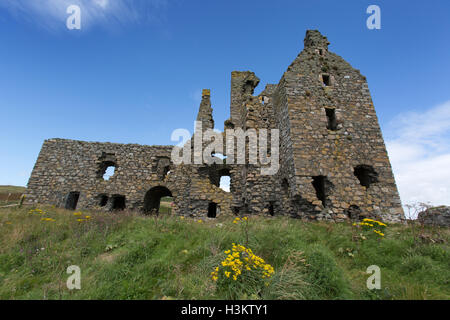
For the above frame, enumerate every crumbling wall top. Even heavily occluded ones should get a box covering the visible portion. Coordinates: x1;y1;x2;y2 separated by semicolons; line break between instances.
304;30;330;50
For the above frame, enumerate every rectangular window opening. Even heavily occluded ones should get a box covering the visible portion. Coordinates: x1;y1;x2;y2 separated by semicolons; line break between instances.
322;74;330;86
325;108;338;131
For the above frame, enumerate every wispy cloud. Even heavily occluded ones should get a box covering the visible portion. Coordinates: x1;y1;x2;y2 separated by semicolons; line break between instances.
385;100;450;212
0;0;169;31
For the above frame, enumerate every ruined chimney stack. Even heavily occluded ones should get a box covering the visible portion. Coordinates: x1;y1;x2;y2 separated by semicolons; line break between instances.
196;89;214;130
229;71;260;128
304;29;330;51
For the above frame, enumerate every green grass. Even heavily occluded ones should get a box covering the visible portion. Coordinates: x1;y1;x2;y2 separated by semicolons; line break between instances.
0;205;448;300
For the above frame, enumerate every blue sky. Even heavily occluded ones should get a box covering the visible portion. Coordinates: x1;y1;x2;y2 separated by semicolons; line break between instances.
0;0;449;211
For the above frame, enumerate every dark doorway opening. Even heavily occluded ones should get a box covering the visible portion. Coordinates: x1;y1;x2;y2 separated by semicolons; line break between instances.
268;202;275;216
111;195;126;211
312;176;327;206
354;165;378;188
325;108;338;131
208;202;217;218
98;195;108;207
143;186;172;214
65;192;80;210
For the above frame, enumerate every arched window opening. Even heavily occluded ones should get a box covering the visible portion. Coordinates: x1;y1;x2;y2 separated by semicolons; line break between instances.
111;195;126;211
102;165;116;180
98;160;116;180
97;153;117;181
354;165;378;188
200;167;231;192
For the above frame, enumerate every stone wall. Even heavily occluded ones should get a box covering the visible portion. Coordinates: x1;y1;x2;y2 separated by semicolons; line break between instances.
280;30;403;222
26;138;232;217
26;138;173;210
26;29;404;223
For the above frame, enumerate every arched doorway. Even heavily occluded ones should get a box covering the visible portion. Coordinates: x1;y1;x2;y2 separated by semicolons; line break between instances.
143;186;173;214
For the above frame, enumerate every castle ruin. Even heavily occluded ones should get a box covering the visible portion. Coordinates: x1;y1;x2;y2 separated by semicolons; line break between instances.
25;30;404;222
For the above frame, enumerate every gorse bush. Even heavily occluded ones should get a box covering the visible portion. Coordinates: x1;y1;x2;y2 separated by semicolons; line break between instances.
353;218;387;238
211;243;274;299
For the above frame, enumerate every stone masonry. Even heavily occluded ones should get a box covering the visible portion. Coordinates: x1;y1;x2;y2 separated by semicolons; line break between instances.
26;30;404;222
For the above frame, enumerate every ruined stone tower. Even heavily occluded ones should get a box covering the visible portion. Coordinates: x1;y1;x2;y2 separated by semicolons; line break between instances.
25;30;404;222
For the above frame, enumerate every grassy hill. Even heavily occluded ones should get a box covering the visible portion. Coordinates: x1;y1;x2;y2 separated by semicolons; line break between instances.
0;185;26;194
0;185;26;204
0;205;448;300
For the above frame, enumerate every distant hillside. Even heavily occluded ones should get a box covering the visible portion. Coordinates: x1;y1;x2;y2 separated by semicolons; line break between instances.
0;185;26;202
0;185;26;194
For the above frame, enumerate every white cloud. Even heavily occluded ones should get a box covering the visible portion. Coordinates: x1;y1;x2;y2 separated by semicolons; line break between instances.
385;100;450;212
0;0;168;31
